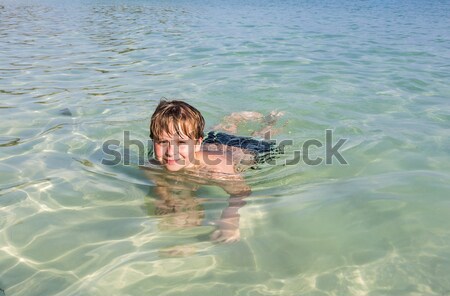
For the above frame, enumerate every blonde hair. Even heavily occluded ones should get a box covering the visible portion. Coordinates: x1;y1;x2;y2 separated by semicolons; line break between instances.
150;100;205;140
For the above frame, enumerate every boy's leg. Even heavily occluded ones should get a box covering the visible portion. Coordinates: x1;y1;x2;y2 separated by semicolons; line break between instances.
213;111;265;133
251;111;286;138
214;111;285;137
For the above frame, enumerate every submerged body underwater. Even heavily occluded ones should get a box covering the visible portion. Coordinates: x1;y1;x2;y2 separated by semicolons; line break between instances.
1;0;449;295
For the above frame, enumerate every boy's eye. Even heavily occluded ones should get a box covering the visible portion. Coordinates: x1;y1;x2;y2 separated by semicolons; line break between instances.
156;139;193;146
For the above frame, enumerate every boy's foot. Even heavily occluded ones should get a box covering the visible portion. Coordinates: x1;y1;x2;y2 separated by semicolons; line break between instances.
265;111;285;125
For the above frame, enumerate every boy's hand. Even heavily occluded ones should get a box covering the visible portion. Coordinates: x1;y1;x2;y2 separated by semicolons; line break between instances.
211;227;240;244
210;214;241;244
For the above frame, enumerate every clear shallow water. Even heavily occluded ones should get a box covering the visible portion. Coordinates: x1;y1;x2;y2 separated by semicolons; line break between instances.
1;0;449;295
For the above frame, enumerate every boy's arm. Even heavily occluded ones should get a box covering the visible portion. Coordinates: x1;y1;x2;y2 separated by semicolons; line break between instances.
141;168;172;213
142;168;200;218
211;176;251;243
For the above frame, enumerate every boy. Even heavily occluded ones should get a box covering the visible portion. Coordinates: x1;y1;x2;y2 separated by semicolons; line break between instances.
149;99;238;175
145;99;279;243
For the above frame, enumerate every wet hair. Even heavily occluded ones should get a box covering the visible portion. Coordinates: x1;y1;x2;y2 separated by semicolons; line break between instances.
149;99;205;140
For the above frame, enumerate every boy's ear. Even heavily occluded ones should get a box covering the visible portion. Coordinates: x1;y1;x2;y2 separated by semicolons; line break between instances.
195;137;203;152
148;140;155;158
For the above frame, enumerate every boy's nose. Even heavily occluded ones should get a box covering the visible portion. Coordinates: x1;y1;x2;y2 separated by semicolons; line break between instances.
165;142;176;156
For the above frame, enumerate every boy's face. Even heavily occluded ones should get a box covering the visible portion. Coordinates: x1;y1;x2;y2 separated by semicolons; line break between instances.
153;131;202;172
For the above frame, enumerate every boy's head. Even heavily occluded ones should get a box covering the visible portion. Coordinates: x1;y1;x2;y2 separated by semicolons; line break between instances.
150;99;205;140
150;100;205;171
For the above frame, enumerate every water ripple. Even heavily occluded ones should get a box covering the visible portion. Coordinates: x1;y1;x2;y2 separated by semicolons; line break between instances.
1;0;450;295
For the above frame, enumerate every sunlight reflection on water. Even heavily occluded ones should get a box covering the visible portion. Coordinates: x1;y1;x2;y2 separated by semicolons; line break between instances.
1;0;450;295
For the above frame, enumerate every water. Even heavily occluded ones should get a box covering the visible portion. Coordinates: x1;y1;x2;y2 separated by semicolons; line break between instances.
1;0;449;295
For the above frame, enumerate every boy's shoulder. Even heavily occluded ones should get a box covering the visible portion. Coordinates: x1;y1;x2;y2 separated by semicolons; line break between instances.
195;150;236;175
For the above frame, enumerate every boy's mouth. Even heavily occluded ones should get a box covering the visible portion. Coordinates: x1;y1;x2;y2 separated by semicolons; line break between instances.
165;158;182;165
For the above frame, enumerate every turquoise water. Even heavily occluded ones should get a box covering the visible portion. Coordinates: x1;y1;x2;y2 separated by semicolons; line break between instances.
1;0;450;295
